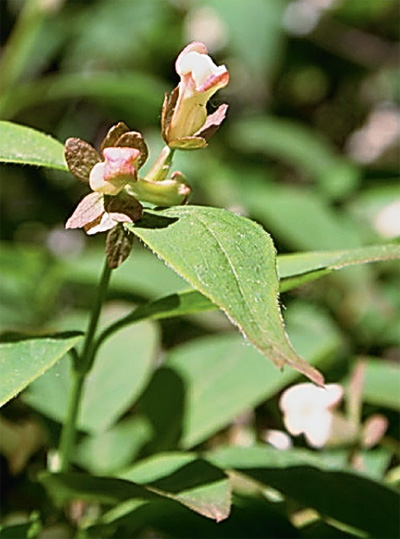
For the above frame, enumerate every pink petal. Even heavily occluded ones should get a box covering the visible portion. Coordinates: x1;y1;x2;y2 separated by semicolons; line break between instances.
66;192;104;229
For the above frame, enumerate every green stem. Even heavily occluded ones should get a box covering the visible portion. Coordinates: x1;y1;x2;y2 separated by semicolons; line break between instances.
145;145;174;182
58;259;112;472
57;372;85;473
79;260;112;374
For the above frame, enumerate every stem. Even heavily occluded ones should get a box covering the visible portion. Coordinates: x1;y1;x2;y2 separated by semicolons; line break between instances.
79;260;112;374
145;145;174;182
58;259;112;472
57;372;85;473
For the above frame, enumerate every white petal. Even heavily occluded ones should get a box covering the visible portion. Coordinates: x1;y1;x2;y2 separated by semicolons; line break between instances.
303;411;333;448
89;162;121;195
280;383;343;412
283;412;307;436
264;430;292;450
177;51;226;89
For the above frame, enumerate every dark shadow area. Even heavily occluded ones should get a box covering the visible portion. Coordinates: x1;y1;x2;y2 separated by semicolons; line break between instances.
138;366;186;456
0;330;83;343
133;211;179;230
93;494;299;538
149;459;226;493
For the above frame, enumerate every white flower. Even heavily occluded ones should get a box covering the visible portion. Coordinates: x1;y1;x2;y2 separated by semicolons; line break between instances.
279;383;343;448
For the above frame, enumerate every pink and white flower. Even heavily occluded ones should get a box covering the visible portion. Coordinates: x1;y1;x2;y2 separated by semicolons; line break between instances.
162;42;229;149
64;123;146;235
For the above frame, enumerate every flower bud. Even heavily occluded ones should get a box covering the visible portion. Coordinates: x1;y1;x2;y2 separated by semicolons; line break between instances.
162;42;229;150
127;171;190;207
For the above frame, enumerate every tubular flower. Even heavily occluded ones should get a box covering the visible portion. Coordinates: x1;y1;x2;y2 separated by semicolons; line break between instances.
64;122;147;235
162;41;229;149
279;383;344;448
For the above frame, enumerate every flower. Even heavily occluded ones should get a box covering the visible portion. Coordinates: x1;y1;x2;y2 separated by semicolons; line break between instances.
89;147;140;195
64;123;147;235
162;41;229;149
279;383;343;448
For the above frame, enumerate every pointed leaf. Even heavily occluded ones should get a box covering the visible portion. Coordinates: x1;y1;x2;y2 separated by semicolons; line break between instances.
40;454;232;521
127;206;324;384
0;333;83;407
23;319;158;432
278;243;400;281
0;121;67;170
120;453;231;521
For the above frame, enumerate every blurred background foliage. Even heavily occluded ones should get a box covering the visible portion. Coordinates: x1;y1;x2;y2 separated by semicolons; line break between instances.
0;0;399;537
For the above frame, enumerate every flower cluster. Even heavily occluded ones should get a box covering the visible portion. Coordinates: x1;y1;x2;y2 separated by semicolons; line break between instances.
65;124;146;235
64;43;229;266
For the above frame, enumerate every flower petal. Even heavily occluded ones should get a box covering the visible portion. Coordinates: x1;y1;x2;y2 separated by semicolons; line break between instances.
103;147;140;181
65;192;104;229
195;103;229;141
303;410;333;448
85;212;117;235
163;42;229;147
104;193;143;223
64;138;101;183
115;131;149;168
100;122;130;152
280;383;343;413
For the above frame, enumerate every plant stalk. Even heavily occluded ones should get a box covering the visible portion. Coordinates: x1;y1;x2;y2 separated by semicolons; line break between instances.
57;259;112;472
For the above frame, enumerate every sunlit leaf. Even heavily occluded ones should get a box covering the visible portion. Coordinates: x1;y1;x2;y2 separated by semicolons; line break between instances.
127;206;324;385
0;333;82;407
24;319;159;432
0;121;66;169
278;243;400;280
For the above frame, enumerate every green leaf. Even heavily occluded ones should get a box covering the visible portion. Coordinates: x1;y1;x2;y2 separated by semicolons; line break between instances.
127;206;324;385
0;511;41;539
163;302;341;448
363;358;400;411
97;290;216;347
119;453;231;522
0;332;83;407
40;454;231;522
39;471;157;506
24;319;159;432
76;416;153;475
208;445;400;539
0;121;66;170
278;243;400;281
239;181;364;252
